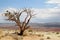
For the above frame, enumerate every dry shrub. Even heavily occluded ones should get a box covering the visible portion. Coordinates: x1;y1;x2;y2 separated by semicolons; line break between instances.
37;34;44;37
56;32;59;34
28;29;33;32
47;36;51;39
37;34;41;37
41;34;44;37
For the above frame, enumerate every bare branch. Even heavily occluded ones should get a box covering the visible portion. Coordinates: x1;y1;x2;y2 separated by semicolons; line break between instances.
22;13;29;27
4;8;36;35
23;26;30;31
25;26;30;29
24;16;32;27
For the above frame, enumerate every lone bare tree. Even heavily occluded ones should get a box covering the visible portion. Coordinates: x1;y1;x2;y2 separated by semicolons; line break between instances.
3;8;35;35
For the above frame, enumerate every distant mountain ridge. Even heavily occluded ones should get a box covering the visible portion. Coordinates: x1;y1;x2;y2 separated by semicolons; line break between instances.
29;22;60;28
0;22;60;27
0;22;60;31
0;22;60;28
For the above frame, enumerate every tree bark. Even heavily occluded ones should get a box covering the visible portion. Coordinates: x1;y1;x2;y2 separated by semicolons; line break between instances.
18;29;24;36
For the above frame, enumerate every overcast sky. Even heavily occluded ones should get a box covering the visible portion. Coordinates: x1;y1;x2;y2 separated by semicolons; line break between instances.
0;0;60;23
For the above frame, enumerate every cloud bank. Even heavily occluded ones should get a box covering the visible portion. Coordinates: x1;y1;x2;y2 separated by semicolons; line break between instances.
0;8;60;23
31;8;60;23
32;8;60;19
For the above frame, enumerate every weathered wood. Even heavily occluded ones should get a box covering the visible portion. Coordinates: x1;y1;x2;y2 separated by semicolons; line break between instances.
4;8;35;36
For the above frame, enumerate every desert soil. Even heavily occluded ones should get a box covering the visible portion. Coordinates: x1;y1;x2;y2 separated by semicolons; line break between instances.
0;29;60;40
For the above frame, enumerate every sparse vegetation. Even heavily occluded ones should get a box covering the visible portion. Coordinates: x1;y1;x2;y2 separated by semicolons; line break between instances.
0;30;60;40
37;34;41;37
56;32;59;34
37;34;44;37
47;36;51;39
41;34;44;37
28;29;33;32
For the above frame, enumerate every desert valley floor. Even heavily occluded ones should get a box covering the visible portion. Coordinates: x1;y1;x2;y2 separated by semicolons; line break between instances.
0;29;60;40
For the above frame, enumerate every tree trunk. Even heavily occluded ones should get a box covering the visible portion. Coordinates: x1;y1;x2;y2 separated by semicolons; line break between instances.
18;30;24;36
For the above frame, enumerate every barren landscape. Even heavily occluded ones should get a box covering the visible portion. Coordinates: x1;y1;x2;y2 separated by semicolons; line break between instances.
0;0;60;40
0;23;60;40
0;28;60;40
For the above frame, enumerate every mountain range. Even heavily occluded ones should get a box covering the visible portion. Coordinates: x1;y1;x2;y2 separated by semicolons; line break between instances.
0;22;60;28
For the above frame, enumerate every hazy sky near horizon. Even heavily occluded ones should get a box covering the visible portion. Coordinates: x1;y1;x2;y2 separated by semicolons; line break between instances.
0;0;60;23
